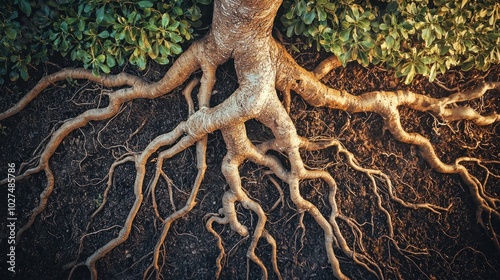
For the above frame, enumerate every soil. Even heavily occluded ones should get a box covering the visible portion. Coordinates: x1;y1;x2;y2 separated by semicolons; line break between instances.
0;46;499;280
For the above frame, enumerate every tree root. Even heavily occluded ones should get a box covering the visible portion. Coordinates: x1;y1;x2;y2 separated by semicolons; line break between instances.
275;41;500;252
1;2;499;278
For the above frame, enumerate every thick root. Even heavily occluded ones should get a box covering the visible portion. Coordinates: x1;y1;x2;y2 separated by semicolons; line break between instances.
1;2;498;278
1;41;207;246
275;41;500;251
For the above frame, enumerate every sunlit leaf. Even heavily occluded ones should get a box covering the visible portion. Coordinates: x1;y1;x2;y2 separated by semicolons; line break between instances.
137;1;154;8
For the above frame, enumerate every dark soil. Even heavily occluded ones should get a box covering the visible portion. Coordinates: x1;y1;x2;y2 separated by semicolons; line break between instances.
0;49;499;280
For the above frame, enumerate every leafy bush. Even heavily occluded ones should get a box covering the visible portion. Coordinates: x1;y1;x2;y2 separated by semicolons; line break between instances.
0;0;211;83
1;0;45;83
281;0;500;83
1;0;498;84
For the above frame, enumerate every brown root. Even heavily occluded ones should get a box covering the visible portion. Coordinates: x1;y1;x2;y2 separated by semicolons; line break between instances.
1;1;498;279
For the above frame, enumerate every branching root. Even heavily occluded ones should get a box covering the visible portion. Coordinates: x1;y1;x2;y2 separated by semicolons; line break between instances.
1;6;498;279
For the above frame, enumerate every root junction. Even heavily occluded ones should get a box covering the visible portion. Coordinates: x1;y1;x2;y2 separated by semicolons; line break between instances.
1;0;499;279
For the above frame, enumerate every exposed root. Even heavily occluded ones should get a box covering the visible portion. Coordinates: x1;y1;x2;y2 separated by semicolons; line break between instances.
263;172;285;212
146;73;215;279
66;154;135;270
15;166;54;243
84;121;201;279
276;43;500;251
2;41;207;249
312;55;342;79
1;1;498;279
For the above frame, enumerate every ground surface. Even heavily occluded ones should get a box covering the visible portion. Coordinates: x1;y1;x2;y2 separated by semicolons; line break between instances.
0;48;499;279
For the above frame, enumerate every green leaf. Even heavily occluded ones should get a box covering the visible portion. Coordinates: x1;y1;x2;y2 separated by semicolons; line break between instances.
398;63;411;77
324;3;336;12
77;50;90;62
137;54;147;69
461;56;475;71
345;14;355;23
188;5;202;21
429;63;437;82
415;62;428;74
96;6;105;24
84;4;92;14
294;21;305;35
96;54;106;63
401;22;413;30
92;67;100;77
359;40;374;50
306;26;319;37
358;19;371;31
137;1;154;8
330;43;342;56
159;45;171;56
387;2;398;12
19;66;28;80
339;29;351;42
173;7;183;16
404;65;416;84
439;45;451;56
422;27;435;46
161;14;170;28
66;17;78;25
386;35;395;49
154;56;170;64
487;33;500;40
317;7;327;21
106;55;116;68
18;0;31;16
351;6;360;20
9;71;19;82
117;29;126;41
98;31;110;38
103;13;115;25
358;49;369;66
78;20;85;32
166;21;180;31
6;29;17;40
170;33;183;43
373;45;383;59
99;63;110;73
339;49;352;65
71;49;77;61
170;43;182;55
297;0;306;16
302;10;316;25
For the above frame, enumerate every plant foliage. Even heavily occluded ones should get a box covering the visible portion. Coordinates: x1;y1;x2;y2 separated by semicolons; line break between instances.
0;0;211;83
281;0;500;83
1;0;499;84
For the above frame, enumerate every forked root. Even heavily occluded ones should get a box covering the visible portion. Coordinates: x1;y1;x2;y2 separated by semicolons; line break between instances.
204;123;283;280
275;46;500;252
0;9;498;278
1;40;207;246
145;75;215;279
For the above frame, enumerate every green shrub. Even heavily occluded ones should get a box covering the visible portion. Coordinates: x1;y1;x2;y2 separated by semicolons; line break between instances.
0;0;211;83
1;0;498;84
1;0;45;83
281;0;500;83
